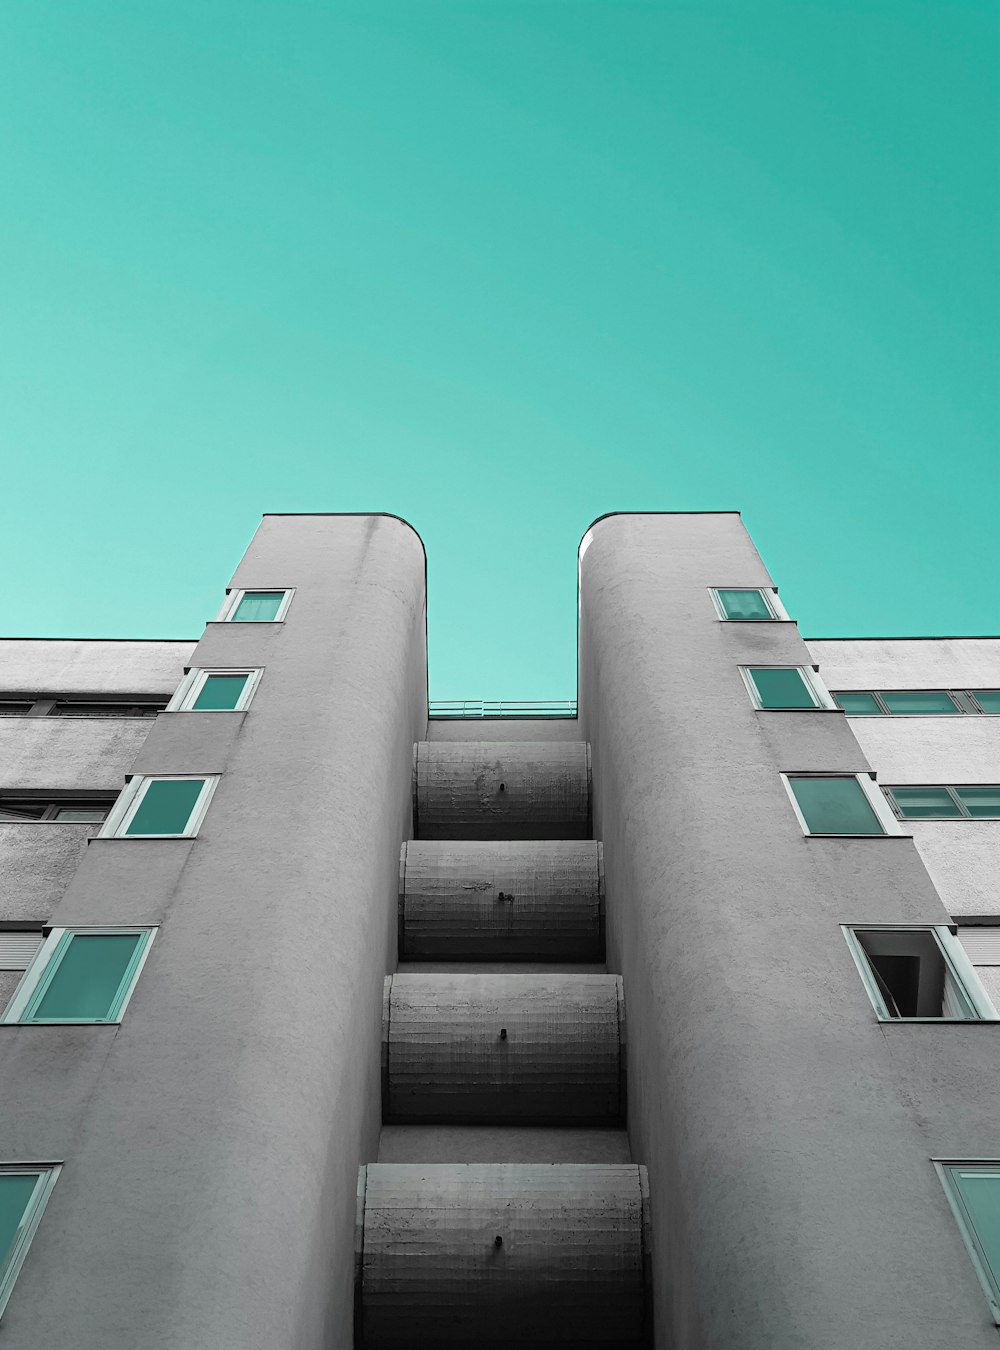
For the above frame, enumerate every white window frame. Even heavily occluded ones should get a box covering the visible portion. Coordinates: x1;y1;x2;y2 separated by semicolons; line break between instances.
0;1163;61;1320
215;588;294;623
843;925;998;1022
709;587;790;621
98;775;220;840
780;772;905;837
1;927;156;1025
167;668;263;713
739;665;838;711
935;1161;1000;1323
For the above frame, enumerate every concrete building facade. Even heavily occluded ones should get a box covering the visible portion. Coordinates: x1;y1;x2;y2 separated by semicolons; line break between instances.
1;511;999;1348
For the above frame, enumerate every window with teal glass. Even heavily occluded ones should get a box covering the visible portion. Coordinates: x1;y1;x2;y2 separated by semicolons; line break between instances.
710;588;785;621
0;1165;60;1320
885;786;1000;820
936;1164;1000;1323
783;774;897;836
193;674;249;710
880;691;961;715
973;691;1000;714
221;589;292;623
101;775;219;839
2;929;154;1024
832;691;883;715
742;666;832;710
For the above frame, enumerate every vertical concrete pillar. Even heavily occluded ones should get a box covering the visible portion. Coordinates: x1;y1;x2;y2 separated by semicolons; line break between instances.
0;514;426;1350
579;513;996;1350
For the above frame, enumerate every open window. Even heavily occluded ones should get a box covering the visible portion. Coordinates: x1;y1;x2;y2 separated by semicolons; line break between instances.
0;1165;60;1320
843;925;997;1021
1;928;155;1024
216;589;293;623
99;775;219;839
709;587;789;621
167;668;262;712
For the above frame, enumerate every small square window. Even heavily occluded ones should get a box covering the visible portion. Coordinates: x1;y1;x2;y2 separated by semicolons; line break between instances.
783;774;900;836
972;691;1000;714
710;588;787;621
886;787;963;820
99;776;219;839
880;691;961;715
217;589;293;623
0;1165;60;1320
832;692;883;715
741;666;835;710
1;928;155;1024
843;926;996;1020
936;1163;1000;1323
167;668;261;713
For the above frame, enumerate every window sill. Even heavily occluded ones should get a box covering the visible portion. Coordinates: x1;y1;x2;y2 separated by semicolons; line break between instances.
804;832;913;840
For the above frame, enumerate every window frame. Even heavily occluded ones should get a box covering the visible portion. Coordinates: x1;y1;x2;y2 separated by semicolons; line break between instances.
935;1161;1000;1323
842;924;998;1022
215;588;294;624
0;1163;61;1321
1;927;156;1025
739;664;838;711
884;785;1000;822
0;796;114;823
780;772;905;837
709;587;789;622
98;774;220;840
166;668;263;713
832;689;1000;716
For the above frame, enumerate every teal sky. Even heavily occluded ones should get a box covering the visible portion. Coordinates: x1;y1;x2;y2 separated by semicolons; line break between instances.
1;1;996;699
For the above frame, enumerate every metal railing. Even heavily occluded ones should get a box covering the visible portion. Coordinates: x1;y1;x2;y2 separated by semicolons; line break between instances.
428;700;578;720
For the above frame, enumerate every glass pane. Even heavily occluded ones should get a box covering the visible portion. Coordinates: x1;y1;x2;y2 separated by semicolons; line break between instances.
748;668;817;709
0;1174;39;1268
889;787;961;819
881;691;960;715
956;788;1000;819
192;674;249;711
789;777;885;834
31;933;143;1020
232;591;283;622
0;802;47;820
125;779;205;836
953;1171;1000;1289
973;691;1000;714
833;692;882;715
716;589;771;620
52;808;108;822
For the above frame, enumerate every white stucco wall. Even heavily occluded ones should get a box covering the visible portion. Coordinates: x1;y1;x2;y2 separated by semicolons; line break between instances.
0;639;195;695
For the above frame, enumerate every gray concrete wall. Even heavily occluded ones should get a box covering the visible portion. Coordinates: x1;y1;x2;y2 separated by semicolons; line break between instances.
0;717;153;790
808;638;1000;921
0;639;194;694
0;824;98;922
579;513;1000;1350
427;718;581;741
0;514;427;1350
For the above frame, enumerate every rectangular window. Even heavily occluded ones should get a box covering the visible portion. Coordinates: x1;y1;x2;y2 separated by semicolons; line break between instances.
167;668;262;713
879;691;961;715
0;1165;60;1321
217;589;293;623
741;666;835;710
972;691;1000;714
1;928;155;1025
710;588;788;621
99;775;219;839
843;926;996;1021
0;797;114;823
782;774;901;836
832;692;883;715
885;786;1000;821
936;1163;1000;1322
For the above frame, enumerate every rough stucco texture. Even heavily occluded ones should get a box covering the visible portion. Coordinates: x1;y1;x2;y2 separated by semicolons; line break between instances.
579;513;1000;1350
0;515;427;1350
0;823;97;921
0;639;194;694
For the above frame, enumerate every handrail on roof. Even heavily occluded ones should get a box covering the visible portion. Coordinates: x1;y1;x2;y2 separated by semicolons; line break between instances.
429;699;577;720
